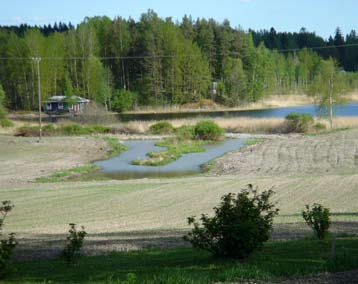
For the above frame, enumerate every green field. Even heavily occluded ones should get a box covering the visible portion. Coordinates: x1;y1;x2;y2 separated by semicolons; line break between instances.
3;237;358;283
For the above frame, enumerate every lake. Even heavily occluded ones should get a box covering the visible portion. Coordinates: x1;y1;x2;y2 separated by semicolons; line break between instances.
94;138;248;180
118;103;358;121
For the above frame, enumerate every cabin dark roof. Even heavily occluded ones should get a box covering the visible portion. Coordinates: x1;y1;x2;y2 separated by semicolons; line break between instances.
45;96;90;103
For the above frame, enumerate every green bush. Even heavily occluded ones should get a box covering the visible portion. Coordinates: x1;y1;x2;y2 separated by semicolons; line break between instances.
85;125;111;134
111;89;136;112
61;223;87;264
285;113;314;133
0;119;13;128
62;124;90;135
302;203;331;240
314;122;327;131
149;121;174;134
184;184;279;259
175;125;195;140
0;201;17;278
193;120;224;141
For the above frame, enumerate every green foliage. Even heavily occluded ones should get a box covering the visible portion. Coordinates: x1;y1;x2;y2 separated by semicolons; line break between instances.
0;119;13;128
149;121;174;134
184;184;279;259
16;124;111;137
244;138;264;146
0;84;9;124
285;112;314;133
174;125;195;140
314;122;327;131
1;15;358;112
61;223;87;264
62;124;91;135
132;138;205;166
302;203;331;240
111;89;136;112
7;236;358;283
103;136;128;158
35;164;99;183
193;120;224;141
0;201;17;278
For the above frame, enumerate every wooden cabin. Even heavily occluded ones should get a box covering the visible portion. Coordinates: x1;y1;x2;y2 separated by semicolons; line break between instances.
44;96;90;114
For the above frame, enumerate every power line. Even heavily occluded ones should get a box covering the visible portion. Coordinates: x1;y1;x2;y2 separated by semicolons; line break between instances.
0;42;358;61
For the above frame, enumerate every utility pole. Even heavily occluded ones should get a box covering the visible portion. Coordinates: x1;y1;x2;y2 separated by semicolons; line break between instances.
32;57;42;141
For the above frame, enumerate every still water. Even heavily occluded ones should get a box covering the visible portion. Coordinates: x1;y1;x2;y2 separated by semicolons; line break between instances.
118;103;358;121
94;138;248;180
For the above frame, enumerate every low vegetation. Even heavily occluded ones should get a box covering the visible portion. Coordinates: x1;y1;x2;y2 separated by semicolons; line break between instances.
102;136;128;158
149;121;174;134
184;185;279;259
193;120;224;141
0;201;16;279
35;137;127;182
132;120;223;166
285;112;314;133
5;237;358;283
35;164;99;183
61;223;87;265
303;203;331;240
15;123;112;137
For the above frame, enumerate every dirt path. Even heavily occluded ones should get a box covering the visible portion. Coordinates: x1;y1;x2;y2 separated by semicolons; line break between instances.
0;135;110;188
213;129;358;176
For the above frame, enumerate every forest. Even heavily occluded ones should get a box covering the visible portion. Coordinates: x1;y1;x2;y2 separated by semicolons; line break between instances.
0;10;358;111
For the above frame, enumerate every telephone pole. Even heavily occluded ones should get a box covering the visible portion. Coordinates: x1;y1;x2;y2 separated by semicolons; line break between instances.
32;57;42;141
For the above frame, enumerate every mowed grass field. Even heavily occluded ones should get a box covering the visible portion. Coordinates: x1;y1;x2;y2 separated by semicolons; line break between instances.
1;129;358;260
2;174;358;260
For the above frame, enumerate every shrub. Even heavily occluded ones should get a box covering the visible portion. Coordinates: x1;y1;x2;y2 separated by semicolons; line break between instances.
15;126;39;137
175;125;195;140
285;113;314;133
0;119;13;128
0;201;17;278
61;124;90;135
193;120;224;141
184;184;279;259
149;121;174;134
85;125;111;134
61;223;87;264
302;203;331;240
314;122;327;131
111;89;136;112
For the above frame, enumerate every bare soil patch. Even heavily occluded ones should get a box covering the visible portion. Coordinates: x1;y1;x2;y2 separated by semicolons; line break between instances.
213;129;358;176
0;135;110;187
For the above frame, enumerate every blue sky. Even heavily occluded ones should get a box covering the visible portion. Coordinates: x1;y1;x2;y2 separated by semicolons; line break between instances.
0;0;356;39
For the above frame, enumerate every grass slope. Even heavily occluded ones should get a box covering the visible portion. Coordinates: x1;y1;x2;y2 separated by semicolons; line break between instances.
4;237;358;283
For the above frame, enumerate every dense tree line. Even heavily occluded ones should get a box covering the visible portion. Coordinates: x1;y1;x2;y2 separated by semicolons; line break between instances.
0;11;357;111
251;27;358;72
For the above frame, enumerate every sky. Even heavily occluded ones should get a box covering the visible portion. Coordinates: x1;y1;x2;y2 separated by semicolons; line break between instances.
0;0;357;39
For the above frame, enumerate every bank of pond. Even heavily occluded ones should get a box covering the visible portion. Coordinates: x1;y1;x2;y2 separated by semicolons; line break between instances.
94;138;249;180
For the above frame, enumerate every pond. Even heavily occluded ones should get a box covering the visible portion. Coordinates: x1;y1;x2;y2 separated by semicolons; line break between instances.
118;102;358;121
94;138;248;180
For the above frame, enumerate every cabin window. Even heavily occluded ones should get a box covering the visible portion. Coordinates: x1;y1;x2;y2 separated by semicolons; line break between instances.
58;103;64;110
46;103;52;110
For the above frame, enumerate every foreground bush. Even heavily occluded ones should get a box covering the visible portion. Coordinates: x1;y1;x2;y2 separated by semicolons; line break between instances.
149;121;174;134
302;203;331;240
193;120;224;141
61;223;87;264
184;184;279;259
285;113;314;133
0;201;17;278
